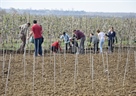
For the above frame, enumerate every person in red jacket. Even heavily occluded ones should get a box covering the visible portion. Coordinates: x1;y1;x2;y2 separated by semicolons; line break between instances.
51;40;62;53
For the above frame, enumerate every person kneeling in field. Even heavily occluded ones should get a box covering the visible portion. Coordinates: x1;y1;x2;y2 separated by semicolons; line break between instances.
51;40;62;53
69;36;79;54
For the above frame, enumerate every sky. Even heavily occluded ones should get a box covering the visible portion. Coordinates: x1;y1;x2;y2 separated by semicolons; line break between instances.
0;0;136;13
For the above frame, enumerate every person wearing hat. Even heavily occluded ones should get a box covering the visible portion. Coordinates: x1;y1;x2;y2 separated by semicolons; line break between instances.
60;32;71;53
17;22;31;53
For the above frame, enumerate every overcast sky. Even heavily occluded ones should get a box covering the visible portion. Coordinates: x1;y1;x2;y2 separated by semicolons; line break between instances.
0;0;136;13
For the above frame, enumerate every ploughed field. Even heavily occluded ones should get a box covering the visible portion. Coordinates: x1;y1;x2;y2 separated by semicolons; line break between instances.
0;50;136;96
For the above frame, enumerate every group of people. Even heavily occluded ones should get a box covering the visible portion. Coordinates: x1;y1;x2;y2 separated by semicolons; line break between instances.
52;27;117;54
51;30;86;54
17;20;117;56
90;27;117;54
17;20;44;56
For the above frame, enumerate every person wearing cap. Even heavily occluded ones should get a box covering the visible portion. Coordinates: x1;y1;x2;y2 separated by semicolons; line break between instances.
73;30;85;54
90;33;99;54
17;22;31;53
27;20;43;56
97;29;105;53
60;32;71;53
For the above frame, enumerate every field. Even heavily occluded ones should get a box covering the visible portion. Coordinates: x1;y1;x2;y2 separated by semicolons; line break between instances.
0;48;136;96
0;11;136;96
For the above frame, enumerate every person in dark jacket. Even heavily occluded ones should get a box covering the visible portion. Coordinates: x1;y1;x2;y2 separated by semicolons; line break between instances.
105;27;117;53
73;30;86;54
90;33;99;54
69;37;79;54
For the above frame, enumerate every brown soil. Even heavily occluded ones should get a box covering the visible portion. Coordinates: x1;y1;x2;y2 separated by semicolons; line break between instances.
0;50;136;96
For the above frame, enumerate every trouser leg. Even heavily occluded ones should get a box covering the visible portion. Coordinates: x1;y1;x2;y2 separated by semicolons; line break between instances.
108;39;114;53
99;41;102;53
34;39;38;56
17;35;26;53
51;46;57;52
80;37;85;54
94;42;98;53
38;37;43;55
111;39;115;52
65;43;68;52
68;42;72;49
108;40;111;52
22;36;26;52
97;42;99;52
93;43;96;53
99;40;104;53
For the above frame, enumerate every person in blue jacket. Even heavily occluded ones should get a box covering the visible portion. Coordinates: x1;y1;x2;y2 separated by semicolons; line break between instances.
60;32;71;53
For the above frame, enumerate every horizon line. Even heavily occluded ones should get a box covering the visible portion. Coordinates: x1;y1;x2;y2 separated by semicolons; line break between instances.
1;7;136;13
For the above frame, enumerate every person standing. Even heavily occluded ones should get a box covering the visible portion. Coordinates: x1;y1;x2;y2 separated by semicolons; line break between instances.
17;23;31;53
106;27;116;53
73;30;86;54
27;20;43;56
90;33;99;54
60;32;71;53
97;29;105;53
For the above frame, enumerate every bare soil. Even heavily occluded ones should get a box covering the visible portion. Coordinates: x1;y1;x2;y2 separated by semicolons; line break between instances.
0;50;136;96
